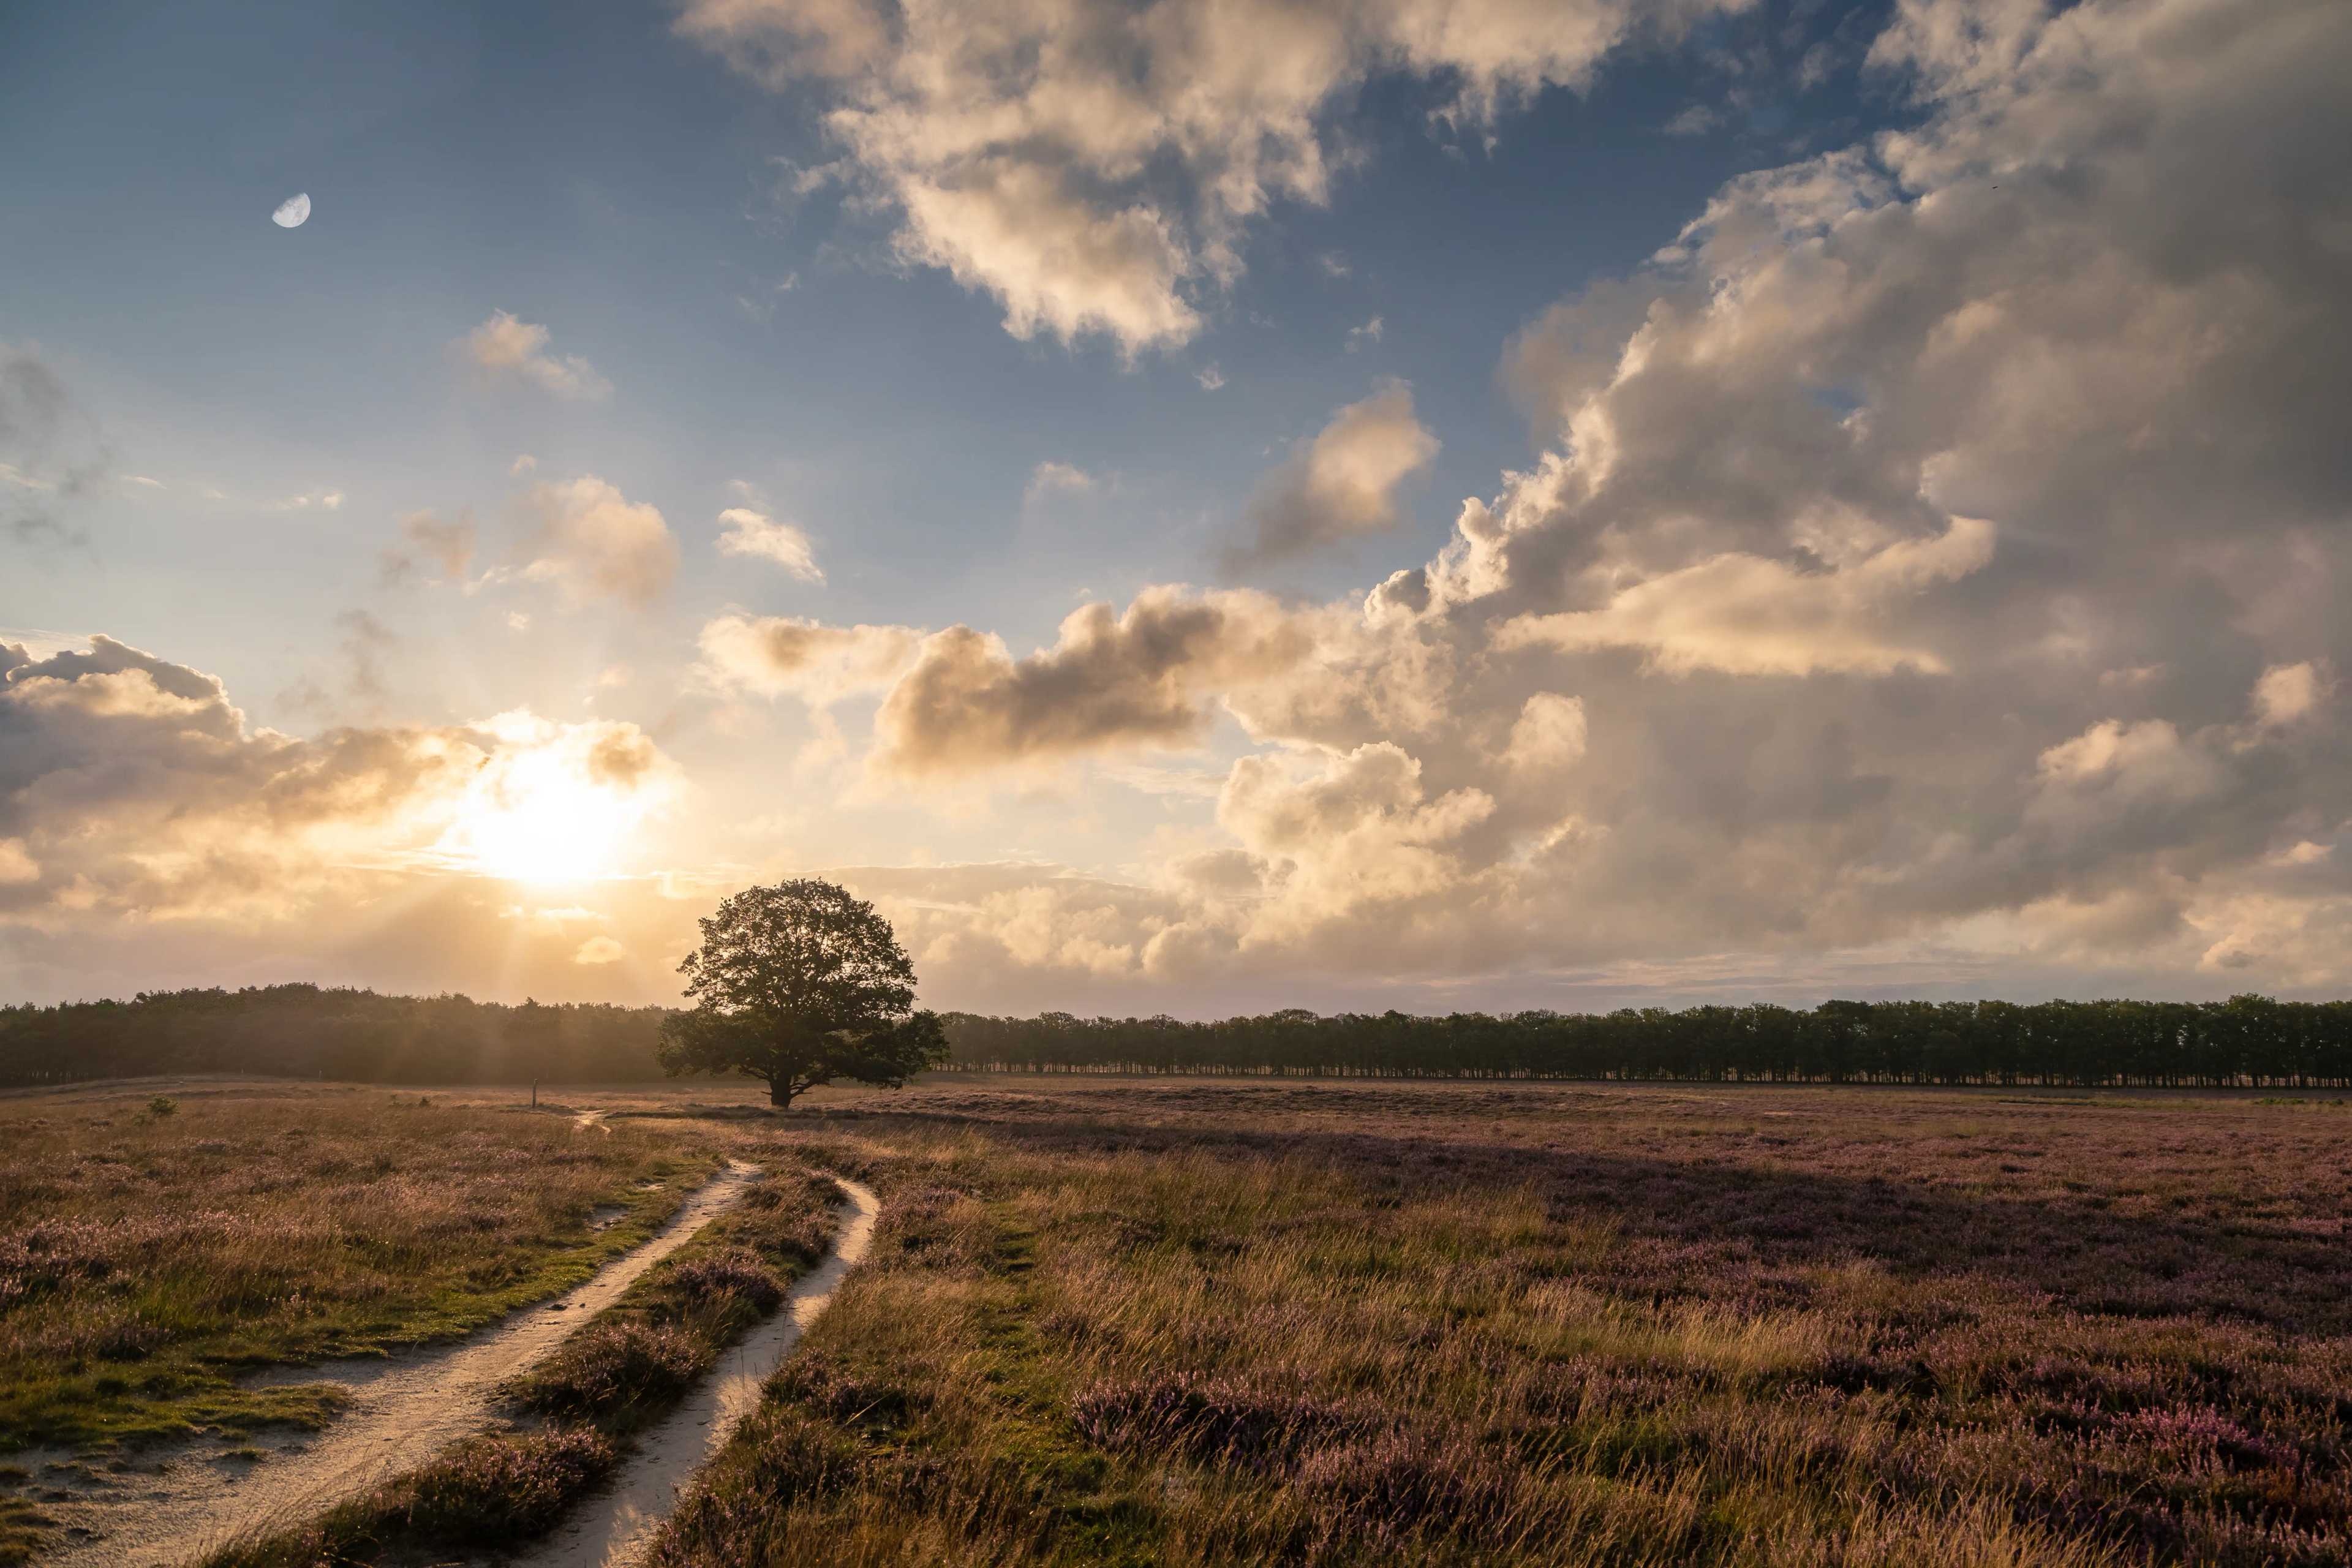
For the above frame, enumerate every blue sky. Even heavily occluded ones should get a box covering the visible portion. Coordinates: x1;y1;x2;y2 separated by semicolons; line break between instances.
7;0;1892;672
6;0;2348;1014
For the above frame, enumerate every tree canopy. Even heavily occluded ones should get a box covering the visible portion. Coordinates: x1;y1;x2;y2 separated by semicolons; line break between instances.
655;878;948;1107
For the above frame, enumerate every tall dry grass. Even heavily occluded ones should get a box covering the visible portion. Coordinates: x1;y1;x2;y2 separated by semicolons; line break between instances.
647;1081;2352;1567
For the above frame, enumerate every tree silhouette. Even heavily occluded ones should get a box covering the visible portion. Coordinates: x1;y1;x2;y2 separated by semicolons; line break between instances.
656;879;948;1108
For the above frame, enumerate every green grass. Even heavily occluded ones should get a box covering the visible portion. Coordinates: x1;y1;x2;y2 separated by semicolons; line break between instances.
0;1087;724;1452
640;1078;2352;1567
19;1077;2352;1565
0;1494;48;1568
198;1158;840;1567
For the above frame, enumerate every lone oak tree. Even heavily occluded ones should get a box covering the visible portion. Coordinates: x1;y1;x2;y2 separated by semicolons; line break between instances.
657;878;948;1109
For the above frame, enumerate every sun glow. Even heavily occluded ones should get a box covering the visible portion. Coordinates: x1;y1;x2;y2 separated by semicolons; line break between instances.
430;711;673;885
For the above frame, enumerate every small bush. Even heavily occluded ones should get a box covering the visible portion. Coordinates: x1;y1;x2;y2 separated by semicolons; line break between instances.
145;1096;177;1120
391;1428;617;1542
521;1322;709;1422
669;1250;785;1312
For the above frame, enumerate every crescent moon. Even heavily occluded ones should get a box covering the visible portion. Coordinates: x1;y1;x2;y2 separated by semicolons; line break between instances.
271;193;311;228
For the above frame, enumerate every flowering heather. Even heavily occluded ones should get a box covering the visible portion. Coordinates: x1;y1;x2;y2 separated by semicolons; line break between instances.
380;1427;618;1540
669;1248;786;1312
187;1137;837;1568
0;1085;718;1450
645;1077;2352;1567
519;1321;710;1420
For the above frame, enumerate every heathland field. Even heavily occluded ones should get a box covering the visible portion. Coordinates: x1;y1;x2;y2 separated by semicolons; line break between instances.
7;1077;2352;1566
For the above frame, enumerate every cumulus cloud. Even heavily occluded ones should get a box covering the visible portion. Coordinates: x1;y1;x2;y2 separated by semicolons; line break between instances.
21;0;2352;1010
0;636;679;926
1223;380;1439;573
873;588;1316;775
1502;693;1587;775
1218;742;1495;942
573;935;625;966
678;0;1747;353
2253;662;2326;729
698;614;922;705
461;311;612;401
1499;516;1995;676
716;507;824;582
379;510;477;584
801;0;2352;1003
519;477;679;609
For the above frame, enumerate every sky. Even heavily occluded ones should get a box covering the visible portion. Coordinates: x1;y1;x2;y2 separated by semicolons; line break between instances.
4;0;2349;1017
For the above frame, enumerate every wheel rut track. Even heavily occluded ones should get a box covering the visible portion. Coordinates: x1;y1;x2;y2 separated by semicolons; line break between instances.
32;1159;762;1567
508;1176;878;1568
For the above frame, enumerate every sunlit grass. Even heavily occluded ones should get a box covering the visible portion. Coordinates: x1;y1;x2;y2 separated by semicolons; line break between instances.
0;1087;721;1450
650;1081;2352;1567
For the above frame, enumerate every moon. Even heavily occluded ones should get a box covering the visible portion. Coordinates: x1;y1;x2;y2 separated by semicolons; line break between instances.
271;192;311;228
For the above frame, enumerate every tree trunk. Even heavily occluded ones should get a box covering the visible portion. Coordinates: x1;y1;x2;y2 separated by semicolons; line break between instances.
769;1079;794;1109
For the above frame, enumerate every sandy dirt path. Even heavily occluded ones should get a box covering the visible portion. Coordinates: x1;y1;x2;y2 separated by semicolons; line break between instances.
32;1160;762;1567
509;1176;879;1568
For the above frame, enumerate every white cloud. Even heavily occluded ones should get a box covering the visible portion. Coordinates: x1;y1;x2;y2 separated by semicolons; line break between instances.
0;637;680;924
698;614;923;705
274;489;344;513
1024;461;1096;506
519;477;679;608
1500;517;1996;677
810;0;2352;1000
1502;693;1587;775
461;312;612;401
2253;662;2325;728
873;588;1316;775
1224;380;1440;571
1344;314;1385;351
382;510;477;583
715;507;824;582
677;0;1747;353
573;935;625;966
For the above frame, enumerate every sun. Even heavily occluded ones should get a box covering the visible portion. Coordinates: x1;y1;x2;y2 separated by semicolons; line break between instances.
441;740;654;886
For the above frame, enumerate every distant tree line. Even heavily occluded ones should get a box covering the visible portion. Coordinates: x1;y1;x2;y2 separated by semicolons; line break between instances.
940;997;2352;1089
0;985;671;1088
9;986;2352;1091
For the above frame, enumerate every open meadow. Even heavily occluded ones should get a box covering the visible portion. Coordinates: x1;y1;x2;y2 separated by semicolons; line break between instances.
6;1074;2352;1565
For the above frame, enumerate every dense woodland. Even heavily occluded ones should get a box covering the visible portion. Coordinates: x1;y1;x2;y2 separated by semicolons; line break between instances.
944;998;2352;1088
4;986;2352;1090
0;985;668;1088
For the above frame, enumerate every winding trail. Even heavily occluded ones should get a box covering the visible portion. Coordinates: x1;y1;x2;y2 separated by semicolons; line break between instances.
34;1161;763;1568
511;1177;879;1568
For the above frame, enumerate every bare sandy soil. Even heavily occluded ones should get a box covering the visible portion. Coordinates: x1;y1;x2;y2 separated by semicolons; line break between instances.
510;1177;879;1568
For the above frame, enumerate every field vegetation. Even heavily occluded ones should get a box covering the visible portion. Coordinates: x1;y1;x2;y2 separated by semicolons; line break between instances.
0;1084;720;1452
201;1157;840;1567
7;1075;2351;1566
648;1078;2352;1567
